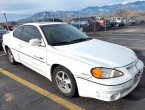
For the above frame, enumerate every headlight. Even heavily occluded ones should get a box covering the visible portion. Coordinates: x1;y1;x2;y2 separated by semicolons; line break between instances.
91;67;123;79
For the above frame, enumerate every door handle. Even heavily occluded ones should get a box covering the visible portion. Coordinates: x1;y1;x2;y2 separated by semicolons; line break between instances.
33;55;43;60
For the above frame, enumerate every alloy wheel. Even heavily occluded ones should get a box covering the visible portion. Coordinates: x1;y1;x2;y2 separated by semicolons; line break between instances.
55;71;72;94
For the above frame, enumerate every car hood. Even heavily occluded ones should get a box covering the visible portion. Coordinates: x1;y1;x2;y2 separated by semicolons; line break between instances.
54;39;137;68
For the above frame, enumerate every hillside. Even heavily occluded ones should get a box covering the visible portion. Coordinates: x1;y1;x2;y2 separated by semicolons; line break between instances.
18;1;145;22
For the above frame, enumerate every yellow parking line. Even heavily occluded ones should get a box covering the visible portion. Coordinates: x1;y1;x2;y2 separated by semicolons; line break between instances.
0;68;85;110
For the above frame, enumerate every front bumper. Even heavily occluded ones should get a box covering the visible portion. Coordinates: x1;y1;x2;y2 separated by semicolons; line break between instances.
77;70;143;101
76;60;144;101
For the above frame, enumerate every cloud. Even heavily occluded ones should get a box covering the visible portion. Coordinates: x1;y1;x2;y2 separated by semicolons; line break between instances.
0;0;143;22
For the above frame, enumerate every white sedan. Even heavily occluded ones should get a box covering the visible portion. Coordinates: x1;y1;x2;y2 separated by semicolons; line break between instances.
2;22;144;101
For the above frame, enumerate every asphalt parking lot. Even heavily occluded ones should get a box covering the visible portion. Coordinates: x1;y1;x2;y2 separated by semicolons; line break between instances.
0;25;145;110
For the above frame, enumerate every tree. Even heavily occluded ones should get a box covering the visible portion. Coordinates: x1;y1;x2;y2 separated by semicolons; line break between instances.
115;10;129;16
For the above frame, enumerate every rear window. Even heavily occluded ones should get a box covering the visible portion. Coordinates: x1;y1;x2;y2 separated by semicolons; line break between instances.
117;18;121;20
13;26;23;39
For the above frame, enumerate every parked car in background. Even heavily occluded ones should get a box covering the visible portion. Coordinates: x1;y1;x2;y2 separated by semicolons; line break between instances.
36;18;63;22
129;17;136;26
2;22;144;101
0;26;7;49
3;22;18;31
3;24;13;30
95;17;105;29
113;17;124;27
69;17;97;32
106;19;115;28
130;16;144;25
122;17;130;26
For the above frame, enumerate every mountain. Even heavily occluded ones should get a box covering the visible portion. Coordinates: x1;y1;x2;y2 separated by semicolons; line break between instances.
18;1;145;22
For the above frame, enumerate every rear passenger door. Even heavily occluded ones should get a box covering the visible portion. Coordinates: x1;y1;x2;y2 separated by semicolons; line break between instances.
18;25;47;75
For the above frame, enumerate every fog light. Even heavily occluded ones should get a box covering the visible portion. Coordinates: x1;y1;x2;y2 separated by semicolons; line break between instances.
111;93;120;101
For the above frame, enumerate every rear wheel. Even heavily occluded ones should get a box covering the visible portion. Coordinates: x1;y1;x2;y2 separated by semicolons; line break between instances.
52;66;77;97
7;47;16;64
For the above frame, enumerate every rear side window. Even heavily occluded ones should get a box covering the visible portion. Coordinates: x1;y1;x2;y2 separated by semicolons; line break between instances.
13;26;23;39
21;25;42;42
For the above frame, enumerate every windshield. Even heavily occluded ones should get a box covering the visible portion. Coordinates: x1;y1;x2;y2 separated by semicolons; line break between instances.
40;24;91;46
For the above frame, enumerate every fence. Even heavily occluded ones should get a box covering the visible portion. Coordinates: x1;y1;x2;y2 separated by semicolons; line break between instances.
0;13;144;32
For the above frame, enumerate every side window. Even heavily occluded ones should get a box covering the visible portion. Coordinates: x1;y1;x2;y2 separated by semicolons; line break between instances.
13;26;23;39
21;25;42;42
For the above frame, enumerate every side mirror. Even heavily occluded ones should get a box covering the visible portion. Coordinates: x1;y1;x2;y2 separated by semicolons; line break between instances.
29;38;41;46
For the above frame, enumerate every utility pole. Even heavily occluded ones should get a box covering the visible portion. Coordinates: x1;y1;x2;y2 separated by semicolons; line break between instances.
104;19;107;32
3;13;9;31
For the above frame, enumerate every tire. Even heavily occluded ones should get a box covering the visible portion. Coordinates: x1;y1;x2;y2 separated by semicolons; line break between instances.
52;66;77;97
0;46;3;51
7;47;16;64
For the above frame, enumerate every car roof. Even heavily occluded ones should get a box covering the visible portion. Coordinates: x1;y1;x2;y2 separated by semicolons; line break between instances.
23;22;67;27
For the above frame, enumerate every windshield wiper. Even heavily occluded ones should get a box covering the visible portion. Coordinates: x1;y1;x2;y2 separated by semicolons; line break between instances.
70;38;92;43
51;38;92;46
51;41;70;46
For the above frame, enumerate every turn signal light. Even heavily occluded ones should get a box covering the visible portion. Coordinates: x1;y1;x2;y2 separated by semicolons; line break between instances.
91;67;102;78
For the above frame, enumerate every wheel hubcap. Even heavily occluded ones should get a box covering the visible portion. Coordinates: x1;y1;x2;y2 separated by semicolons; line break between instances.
55;71;72;94
8;50;14;63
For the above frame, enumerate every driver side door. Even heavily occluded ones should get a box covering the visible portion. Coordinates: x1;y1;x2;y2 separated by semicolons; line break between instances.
18;25;47;75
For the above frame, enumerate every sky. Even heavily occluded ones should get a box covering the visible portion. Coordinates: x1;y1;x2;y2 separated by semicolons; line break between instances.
0;0;144;21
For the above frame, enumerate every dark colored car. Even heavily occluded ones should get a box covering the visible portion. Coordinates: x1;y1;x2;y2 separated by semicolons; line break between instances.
3;22;18;31
69;17;97;32
0;27;7;49
36;18;63;22
106;19;115;28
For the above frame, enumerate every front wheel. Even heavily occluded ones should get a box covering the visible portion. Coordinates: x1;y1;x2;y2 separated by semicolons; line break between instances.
7;47;16;64
52;66;77;97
